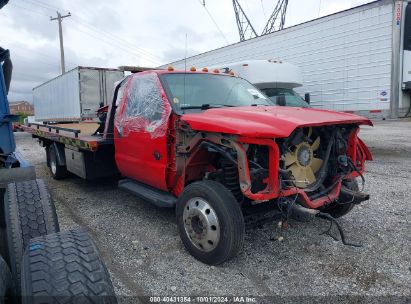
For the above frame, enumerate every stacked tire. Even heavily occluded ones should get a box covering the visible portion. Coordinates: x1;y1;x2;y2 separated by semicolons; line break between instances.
1;179;116;303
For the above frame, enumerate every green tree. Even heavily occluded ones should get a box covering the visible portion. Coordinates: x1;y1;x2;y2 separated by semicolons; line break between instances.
16;112;28;124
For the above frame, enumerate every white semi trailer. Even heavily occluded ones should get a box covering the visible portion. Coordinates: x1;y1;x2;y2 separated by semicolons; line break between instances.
165;0;411;119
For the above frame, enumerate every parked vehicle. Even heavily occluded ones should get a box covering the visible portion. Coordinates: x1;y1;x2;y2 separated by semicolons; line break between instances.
165;0;411;119
211;59;310;107
33;66;124;123
26;68;372;265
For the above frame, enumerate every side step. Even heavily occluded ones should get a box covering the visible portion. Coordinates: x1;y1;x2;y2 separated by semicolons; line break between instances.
118;179;176;208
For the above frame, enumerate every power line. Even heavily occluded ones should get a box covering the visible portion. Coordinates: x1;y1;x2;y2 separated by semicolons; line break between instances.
70;16;163;64
260;0;267;19
66;23;154;65
8;2;49;17
196;0;229;44
23;0;164;64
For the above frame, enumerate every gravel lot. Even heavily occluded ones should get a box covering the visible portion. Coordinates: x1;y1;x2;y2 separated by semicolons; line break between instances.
14;119;411;302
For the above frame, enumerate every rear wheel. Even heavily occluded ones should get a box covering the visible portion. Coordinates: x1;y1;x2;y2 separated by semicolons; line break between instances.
21;229;117;303
176;180;245;265
48;144;67;180
322;179;359;218
4;179;60;295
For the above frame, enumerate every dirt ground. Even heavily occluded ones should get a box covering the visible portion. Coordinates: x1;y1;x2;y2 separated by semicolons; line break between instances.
14;119;411;302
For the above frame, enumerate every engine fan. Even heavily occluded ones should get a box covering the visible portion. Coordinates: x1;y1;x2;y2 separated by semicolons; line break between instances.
284;129;323;188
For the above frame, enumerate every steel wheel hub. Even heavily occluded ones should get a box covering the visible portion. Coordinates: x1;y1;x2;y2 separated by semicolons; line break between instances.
183;197;220;252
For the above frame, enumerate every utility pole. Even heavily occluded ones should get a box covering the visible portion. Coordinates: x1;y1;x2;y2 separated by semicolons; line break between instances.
50;11;71;74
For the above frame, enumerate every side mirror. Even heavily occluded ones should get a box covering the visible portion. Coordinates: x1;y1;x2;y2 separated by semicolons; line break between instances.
304;93;310;104
277;95;286;106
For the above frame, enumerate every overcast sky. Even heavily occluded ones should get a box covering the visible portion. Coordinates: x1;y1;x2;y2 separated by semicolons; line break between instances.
1;0;375;102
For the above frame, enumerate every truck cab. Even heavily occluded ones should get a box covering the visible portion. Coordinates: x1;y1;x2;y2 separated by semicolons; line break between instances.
212;59;310;108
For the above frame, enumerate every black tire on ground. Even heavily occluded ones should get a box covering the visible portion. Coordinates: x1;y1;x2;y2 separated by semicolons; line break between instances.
176;180;245;265
48;144;67;180
21;229;117;303
0;255;15;304
322;179;359;218
4;179;60;295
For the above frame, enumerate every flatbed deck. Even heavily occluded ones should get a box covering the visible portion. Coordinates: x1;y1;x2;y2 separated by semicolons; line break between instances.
24;122;113;151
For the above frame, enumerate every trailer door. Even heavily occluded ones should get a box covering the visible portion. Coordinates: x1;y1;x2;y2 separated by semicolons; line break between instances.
114;72;171;191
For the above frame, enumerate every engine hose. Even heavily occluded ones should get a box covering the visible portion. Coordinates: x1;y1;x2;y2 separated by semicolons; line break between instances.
304;129;337;193
347;157;365;191
317;212;362;247
308;177;342;200
199;141;237;166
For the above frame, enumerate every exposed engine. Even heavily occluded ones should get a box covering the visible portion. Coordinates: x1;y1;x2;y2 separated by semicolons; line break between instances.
196;125;365;206
236;125;363;200
279;126;360;193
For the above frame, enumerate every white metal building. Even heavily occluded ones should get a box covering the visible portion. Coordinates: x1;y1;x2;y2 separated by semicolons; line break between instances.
164;0;411;119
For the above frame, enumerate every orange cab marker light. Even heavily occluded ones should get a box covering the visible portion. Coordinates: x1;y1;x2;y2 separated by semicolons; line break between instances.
190;66;196;72
167;65;174;71
213;69;220;73
202;67;209;72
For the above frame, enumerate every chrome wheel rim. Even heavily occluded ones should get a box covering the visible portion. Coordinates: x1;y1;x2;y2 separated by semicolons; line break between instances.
183;197;220;252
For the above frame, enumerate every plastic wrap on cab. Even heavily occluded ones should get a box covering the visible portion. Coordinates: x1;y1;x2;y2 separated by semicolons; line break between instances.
115;72;170;138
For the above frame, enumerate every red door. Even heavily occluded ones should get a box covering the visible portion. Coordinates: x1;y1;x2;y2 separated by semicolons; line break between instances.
114;72;171;191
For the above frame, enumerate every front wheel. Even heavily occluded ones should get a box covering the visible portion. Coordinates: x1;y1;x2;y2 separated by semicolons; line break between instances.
176;180;245;265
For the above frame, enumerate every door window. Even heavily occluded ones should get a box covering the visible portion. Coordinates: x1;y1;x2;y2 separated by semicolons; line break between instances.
115;73;170;138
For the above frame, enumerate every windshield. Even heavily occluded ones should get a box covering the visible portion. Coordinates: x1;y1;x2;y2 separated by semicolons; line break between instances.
261;88;310;108
160;73;274;110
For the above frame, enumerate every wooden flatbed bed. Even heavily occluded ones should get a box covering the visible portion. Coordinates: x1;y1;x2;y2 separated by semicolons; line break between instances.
24;122;113;151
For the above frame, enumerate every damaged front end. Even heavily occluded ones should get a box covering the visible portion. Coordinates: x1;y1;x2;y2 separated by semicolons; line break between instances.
173;121;372;244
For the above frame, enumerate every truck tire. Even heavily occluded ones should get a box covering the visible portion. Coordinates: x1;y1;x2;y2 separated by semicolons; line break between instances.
21;229;117;303
322;179;359;218
0;255;15;304
176;180;245;265
4;179;60;295
48;144;67;180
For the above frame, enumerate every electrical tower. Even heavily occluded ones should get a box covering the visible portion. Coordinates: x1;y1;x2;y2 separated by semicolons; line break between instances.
232;0;288;42
232;0;258;42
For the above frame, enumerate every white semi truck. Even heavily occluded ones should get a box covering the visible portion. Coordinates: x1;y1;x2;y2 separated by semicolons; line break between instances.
211;60;310;107
165;0;411;119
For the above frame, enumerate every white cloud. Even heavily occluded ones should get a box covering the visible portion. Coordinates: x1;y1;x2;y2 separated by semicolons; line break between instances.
1;0;375;102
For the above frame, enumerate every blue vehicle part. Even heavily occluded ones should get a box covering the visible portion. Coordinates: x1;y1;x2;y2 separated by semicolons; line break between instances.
1;48;18;156
0;48;36;183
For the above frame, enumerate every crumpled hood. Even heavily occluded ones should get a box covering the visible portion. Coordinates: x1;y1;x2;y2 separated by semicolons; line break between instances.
181;106;373;138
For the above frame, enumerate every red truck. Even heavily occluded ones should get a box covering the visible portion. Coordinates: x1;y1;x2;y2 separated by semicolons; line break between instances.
26;68;372;265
